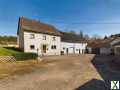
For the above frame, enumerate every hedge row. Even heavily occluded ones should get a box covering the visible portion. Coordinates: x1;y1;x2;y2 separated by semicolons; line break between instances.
12;53;38;61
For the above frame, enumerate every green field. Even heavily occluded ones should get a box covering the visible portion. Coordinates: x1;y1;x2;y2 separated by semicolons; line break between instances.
0;47;21;56
0;47;38;60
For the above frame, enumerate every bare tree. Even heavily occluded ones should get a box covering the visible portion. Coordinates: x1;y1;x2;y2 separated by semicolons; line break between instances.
69;30;76;34
84;34;89;40
92;34;101;40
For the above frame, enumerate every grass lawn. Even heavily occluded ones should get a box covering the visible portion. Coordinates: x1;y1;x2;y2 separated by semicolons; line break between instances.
0;47;21;56
0;47;38;60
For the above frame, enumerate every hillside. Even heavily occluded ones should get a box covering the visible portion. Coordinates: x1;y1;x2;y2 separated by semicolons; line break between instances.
0;36;17;45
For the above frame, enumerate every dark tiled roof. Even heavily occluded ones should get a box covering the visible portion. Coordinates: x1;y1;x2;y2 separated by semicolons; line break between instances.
111;34;120;38
18;17;61;36
87;38;116;48
60;31;87;43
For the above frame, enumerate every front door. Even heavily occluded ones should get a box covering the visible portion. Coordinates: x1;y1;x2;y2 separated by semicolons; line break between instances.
42;45;47;53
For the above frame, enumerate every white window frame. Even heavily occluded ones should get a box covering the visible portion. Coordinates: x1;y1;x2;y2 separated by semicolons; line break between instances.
43;35;46;40
30;34;35;39
53;36;56;41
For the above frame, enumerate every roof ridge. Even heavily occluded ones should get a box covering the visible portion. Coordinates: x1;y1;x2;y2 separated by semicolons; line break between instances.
18;16;61;36
20;16;57;30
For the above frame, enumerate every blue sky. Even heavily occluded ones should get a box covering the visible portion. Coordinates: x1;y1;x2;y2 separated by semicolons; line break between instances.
0;0;120;37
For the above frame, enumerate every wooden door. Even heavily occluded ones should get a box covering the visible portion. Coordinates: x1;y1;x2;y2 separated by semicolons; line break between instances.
43;45;47;53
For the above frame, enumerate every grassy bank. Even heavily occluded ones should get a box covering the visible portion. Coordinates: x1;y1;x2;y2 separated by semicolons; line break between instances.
0;47;21;56
0;47;38;60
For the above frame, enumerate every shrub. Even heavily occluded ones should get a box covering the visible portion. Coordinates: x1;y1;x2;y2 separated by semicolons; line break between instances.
4;47;22;52
13;53;38;61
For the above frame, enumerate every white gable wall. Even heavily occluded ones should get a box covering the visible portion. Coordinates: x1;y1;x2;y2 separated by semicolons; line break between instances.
18;29;24;50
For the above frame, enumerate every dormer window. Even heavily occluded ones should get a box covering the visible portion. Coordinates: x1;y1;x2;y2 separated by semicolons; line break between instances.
43;35;46;40
30;34;35;39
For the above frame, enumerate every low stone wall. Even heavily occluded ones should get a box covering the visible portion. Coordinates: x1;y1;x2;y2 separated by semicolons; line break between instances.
0;56;16;62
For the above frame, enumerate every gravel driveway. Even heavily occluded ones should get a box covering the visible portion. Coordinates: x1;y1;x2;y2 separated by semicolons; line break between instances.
0;54;120;90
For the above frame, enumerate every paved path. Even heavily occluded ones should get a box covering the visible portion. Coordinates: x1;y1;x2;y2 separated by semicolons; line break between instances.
0;55;119;90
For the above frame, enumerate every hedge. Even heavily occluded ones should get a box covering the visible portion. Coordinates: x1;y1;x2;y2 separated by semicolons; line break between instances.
12;53;38;61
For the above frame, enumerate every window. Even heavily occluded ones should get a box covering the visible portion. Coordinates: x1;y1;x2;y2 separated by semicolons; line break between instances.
63;47;65;50
43;35;46;40
30;34;35;39
51;46;53;49
54;45;56;49
30;45;35;50
53;37;56;41
51;45;56;49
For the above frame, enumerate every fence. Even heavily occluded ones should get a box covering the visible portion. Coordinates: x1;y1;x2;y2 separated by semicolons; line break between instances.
0;56;16;62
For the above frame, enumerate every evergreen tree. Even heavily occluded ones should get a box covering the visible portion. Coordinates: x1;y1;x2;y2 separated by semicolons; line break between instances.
104;35;108;39
79;31;84;40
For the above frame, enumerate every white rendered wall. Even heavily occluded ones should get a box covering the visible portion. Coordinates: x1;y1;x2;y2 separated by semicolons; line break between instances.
18;30;24;50
23;32;87;55
24;32;61;56
111;38;120;46
61;42;87;54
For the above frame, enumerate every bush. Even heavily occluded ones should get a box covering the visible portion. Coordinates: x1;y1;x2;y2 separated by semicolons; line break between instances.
4;47;22;52
13;53;38;61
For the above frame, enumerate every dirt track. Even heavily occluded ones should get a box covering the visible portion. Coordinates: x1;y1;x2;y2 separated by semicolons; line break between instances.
0;54;119;90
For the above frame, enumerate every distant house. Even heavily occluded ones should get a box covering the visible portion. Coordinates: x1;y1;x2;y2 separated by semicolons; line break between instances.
87;37;120;55
111;37;120;55
17;17;87;56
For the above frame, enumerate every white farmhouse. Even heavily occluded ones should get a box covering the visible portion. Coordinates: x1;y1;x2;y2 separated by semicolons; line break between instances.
17;17;61;56
17;17;87;56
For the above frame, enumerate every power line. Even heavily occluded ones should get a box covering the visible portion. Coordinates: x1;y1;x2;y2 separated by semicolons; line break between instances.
31;16;120;24
54;22;120;24
48;21;120;25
